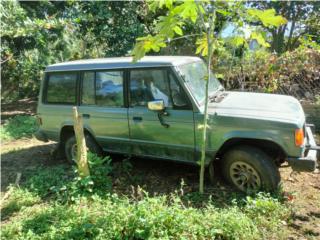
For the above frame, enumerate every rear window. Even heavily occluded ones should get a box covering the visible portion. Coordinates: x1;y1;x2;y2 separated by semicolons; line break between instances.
45;72;77;104
82;70;124;107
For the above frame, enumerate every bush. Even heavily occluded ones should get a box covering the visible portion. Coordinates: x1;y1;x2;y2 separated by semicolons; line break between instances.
1;191;291;240
24;165;72;198
48;153;113;203
0;115;38;141
219;48;320;102
1;155;291;239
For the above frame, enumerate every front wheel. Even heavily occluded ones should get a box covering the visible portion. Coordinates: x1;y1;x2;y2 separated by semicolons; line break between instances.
221;145;280;192
64;135;102;164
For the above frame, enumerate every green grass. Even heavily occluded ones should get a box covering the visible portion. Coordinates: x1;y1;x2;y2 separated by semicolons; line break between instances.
1;163;292;240
0;115;38;141
1;188;291;240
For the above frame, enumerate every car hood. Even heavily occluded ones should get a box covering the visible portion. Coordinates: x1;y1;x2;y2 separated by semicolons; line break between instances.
208;91;305;126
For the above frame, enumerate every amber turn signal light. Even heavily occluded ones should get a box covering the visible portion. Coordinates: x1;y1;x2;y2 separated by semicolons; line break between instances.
295;129;304;146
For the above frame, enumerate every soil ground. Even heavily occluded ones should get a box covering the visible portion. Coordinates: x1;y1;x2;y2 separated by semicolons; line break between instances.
1;100;320;239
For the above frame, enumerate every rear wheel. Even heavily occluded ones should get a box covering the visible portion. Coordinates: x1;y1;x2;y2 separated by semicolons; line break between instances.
64;135;102;164
221;145;280;192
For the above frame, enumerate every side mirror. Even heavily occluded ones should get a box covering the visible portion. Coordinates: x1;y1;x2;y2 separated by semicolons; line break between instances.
147;100;165;111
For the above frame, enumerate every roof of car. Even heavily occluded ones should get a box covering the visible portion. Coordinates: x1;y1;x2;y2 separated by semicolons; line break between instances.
45;56;202;72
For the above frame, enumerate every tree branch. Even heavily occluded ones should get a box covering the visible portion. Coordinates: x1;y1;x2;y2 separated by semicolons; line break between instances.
0;55;13;65
165;34;202;43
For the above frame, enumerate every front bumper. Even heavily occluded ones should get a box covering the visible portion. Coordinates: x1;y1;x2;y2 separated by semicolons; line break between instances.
287;126;319;172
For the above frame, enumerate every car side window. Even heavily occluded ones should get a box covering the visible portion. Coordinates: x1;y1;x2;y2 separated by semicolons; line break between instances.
46;72;77;104
82;72;95;105
169;72;189;109
82;71;124;107
130;69;172;107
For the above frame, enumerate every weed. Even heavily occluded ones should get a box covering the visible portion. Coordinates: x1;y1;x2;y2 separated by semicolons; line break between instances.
52;153;113;203
0;115;38;141
1;155;292;239
24;165;72;198
1;187;40;220
1;190;291;240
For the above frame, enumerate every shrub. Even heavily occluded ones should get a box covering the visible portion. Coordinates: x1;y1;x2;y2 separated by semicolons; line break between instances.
24;165;72;198
1;156;291;239
51;153;113;203
1;191;290;240
0;115;38;141
219;48;320;102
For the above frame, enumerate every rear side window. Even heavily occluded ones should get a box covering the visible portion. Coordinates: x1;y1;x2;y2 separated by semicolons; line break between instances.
46;72;77;104
82;71;124;107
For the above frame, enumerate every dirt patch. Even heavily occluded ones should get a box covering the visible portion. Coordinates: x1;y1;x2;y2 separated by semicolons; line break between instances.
1;98;37;121
281;168;320;239
1;139;60;191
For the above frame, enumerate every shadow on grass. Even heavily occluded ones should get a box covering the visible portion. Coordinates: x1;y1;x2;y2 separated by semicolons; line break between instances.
1;143;284;214
1;200;22;221
1;145;291;240
1;142;64;191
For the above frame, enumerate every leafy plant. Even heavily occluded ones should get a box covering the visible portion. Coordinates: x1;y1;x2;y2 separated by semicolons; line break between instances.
1;1;147;102
0;115;38;141
24;165;73;198
1;187;40;220
220;48;320;101
1;189;291;239
52;153;113;203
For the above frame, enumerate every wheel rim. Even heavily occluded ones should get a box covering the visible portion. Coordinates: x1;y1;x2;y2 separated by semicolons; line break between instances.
71;143;77;163
229;161;261;192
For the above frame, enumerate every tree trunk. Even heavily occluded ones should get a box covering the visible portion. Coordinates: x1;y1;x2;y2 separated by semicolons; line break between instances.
73;106;90;177
271;26;286;54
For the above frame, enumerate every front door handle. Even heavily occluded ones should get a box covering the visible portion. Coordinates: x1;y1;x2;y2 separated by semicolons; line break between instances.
82;114;90;119
133;116;143;122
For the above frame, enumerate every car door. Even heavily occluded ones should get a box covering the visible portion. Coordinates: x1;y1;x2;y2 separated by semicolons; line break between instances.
128;67;195;163
78;70;130;154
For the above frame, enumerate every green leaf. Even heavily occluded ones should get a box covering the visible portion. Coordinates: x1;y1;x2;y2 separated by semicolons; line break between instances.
173;26;183;36
131;35;166;62
148;0;173;12
196;35;208;56
156;13;183;38
250;32;270;48
248;8;287;28
216;9;231;16
229;36;246;47
173;1;200;23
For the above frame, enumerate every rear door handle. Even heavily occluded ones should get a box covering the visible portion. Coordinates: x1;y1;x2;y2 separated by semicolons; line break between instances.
133;116;142;122
82;114;90;119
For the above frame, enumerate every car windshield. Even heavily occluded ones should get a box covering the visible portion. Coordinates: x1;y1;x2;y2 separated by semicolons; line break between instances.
177;61;222;105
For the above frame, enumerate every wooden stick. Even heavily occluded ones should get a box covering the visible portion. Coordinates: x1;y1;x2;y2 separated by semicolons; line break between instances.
73;107;90;177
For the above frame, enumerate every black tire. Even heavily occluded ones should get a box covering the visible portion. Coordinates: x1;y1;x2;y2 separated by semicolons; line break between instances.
208;160;218;185
64;134;102;164
221;145;280;192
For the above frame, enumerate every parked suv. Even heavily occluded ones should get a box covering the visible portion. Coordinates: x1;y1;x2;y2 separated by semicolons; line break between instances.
36;56;319;192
